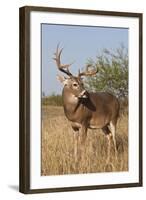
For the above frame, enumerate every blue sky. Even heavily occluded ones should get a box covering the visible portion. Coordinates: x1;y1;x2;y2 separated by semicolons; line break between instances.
41;24;128;95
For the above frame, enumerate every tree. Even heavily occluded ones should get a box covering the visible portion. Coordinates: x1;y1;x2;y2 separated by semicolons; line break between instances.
84;45;128;99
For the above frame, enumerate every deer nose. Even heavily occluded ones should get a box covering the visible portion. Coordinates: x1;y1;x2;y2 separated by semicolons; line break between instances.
79;90;88;98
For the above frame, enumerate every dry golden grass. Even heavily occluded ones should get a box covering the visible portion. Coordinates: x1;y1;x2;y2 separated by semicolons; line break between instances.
41;105;128;175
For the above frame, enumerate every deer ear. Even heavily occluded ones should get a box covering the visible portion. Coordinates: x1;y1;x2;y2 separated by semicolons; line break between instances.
57;75;66;84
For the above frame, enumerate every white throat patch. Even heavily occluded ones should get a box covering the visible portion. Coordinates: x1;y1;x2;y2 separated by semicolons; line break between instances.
67;94;78;104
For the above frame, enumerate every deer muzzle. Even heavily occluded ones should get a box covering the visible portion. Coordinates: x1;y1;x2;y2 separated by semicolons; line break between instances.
78;90;88;99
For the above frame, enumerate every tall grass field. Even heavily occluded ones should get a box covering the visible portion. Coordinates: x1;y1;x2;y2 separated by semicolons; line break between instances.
41;104;128;176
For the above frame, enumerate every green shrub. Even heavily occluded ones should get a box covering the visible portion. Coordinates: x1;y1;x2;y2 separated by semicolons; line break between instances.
85;45;128;99
42;94;63;106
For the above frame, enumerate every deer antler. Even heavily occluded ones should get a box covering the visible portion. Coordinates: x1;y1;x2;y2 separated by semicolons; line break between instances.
78;64;98;77
53;44;73;77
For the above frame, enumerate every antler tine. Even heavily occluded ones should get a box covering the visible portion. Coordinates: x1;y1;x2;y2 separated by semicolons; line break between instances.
53;44;73;77
78;64;98;77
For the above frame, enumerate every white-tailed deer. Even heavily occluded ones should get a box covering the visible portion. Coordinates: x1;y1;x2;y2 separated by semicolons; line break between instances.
53;44;120;165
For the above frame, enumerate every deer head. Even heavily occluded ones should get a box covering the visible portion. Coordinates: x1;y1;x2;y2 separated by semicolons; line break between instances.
53;44;98;99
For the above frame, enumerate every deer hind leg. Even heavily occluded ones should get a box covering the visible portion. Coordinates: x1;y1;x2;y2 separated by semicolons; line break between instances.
109;121;118;160
102;125;112;163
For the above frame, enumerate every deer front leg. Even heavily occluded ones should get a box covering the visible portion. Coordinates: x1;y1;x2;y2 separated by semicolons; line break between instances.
72;123;87;171
79;126;87;145
79;125;87;162
71;123;81;169
73;130;79;164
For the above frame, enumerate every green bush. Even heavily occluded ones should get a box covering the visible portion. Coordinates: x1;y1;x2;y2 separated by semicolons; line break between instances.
42;94;63;106
85;45;128;99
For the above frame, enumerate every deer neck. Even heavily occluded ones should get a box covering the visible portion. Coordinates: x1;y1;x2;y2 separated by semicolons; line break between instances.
62;87;82;121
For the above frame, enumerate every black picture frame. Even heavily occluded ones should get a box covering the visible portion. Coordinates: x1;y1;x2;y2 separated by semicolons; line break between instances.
19;6;143;194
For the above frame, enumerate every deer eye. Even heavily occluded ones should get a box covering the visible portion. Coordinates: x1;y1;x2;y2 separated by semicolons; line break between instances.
73;83;78;87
